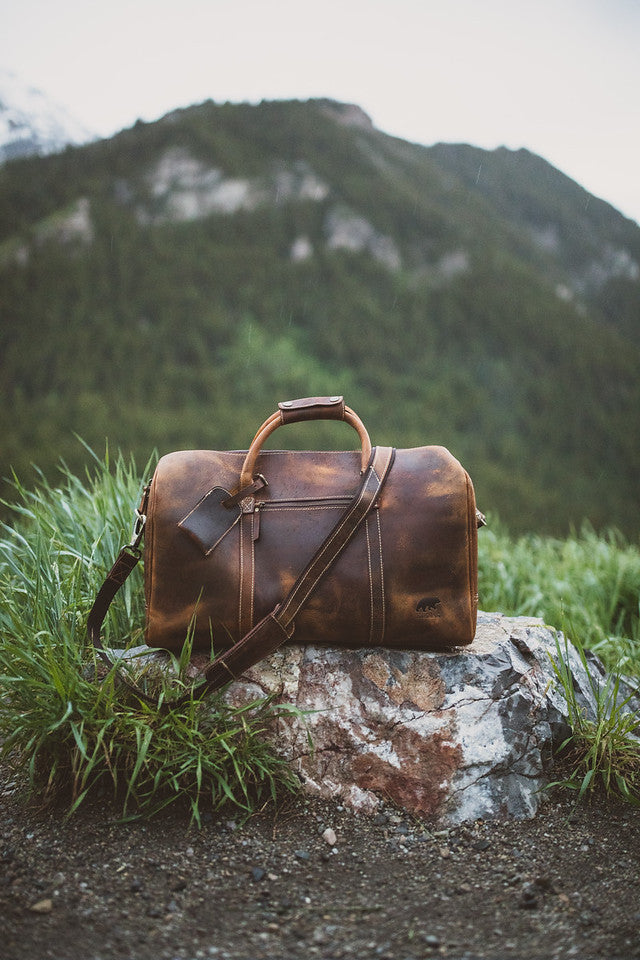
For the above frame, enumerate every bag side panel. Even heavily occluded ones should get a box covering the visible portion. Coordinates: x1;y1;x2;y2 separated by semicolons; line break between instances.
144;451;246;651
371;446;477;648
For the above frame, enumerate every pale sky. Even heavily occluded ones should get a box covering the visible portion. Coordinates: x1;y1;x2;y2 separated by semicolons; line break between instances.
2;0;639;224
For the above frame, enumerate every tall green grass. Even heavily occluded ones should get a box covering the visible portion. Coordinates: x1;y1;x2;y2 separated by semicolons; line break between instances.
0;450;301;822
478;518;640;805
478;518;640;677
0;456;638;819
548;635;640;806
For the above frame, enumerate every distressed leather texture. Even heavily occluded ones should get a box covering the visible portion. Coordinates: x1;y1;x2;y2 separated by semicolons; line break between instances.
143;401;479;654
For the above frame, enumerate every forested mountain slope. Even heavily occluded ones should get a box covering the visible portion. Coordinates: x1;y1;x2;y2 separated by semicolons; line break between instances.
1;98;638;534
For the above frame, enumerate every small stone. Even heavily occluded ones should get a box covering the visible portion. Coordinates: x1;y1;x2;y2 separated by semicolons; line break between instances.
473;839;491;851
30;898;53;914
294;849;311;861
439;847;450;859
322;828;337;846
423;934;441;948
312;926;330;945
251;867;266;882
534;875;554;892
519;884;538;909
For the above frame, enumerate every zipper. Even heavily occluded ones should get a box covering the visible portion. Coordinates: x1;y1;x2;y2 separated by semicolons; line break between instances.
252;496;354;543
253;502;262;541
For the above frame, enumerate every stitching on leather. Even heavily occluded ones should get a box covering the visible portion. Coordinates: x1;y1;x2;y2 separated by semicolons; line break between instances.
259;496;352;504
278;448;392;627
465;471;477;637
211;614;288;666
238;513;244;638
144;475;156;631
365;517;374;644
204;514;241;556
376;507;386;642
310;447;391;591
250;513;255;631
258;505;348;512
277;468;375;625
278;446;392;625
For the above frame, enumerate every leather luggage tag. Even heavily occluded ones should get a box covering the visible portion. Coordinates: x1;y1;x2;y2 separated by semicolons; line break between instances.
178;487;241;556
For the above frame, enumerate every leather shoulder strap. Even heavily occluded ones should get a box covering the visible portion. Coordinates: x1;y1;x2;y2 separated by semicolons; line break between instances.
87;446;395;708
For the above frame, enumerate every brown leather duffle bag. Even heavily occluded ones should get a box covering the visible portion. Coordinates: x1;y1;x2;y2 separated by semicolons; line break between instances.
88;397;484;702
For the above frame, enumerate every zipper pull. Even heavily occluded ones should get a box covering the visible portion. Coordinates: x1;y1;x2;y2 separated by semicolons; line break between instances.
253;502;264;541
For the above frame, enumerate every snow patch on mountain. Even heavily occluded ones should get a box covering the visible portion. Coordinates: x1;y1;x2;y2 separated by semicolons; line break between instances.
0;70;94;162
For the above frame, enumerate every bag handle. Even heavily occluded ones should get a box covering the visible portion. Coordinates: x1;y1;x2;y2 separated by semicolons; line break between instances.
239;396;372;489
87;445;394;709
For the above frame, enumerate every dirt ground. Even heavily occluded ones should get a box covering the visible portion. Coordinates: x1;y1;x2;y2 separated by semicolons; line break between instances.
2;763;639;960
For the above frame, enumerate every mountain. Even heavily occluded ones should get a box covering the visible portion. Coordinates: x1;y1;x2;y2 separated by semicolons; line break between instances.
0;97;638;536
0;70;93;162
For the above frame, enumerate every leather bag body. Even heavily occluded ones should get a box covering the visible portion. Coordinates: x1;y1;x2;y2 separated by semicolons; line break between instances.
142;397;480;654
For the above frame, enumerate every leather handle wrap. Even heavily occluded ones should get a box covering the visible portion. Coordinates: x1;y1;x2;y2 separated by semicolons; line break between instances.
279;396;345;422
240;398;372;488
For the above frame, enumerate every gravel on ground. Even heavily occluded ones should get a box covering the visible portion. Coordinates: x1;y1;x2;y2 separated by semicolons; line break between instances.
2;764;639;960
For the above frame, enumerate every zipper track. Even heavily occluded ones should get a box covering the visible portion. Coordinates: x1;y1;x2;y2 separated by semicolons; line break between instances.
255;496;353;510
252;496;357;543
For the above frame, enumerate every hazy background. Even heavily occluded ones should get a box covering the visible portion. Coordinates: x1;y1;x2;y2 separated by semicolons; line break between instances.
1;0;639;223
1;0;639;538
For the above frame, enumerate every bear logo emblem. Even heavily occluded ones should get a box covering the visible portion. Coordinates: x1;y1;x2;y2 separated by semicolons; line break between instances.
416;596;441;613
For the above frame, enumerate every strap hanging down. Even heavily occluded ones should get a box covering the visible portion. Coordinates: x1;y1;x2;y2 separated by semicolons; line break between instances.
86;446;395;708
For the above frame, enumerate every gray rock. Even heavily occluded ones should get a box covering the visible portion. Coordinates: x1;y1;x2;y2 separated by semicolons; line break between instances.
111;612;639;823
217;613;636;822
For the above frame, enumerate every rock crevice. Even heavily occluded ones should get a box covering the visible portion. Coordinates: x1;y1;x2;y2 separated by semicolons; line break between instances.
218;613;629;822
117;612;637;822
